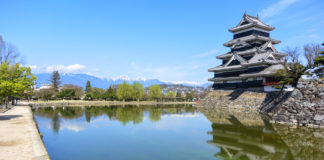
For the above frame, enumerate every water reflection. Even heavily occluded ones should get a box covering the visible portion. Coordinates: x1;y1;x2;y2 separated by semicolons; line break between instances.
199;107;324;160
33;105;195;132
33;105;324;160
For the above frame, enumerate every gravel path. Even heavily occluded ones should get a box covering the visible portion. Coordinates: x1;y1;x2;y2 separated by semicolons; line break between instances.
0;106;50;160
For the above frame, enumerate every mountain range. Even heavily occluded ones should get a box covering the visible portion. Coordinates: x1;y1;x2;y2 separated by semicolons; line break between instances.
35;73;211;89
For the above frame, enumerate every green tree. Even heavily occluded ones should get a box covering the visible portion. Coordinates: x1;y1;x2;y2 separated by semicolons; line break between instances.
176;91;183;101
61;84;83;99
165;91;176;98
91;88;105;100
57;89;75;100
85;80;92;94
185;91;196;101
117;81;134;101
275;47;306;89
102;86;117;101
50;70;61;92
0;63;36;106
132;82;144;101
314;43;324;77
149;85;162;100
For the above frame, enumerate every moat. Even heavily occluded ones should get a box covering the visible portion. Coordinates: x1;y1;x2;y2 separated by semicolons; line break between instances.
33;105;324;160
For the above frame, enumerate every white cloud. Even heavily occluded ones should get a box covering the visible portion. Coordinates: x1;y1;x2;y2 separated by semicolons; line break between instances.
62;124;86;132
259;0;298;19
122;60;213;83
161;80;206;86
29;64;87;74
112;75;131;81
194;49;219;58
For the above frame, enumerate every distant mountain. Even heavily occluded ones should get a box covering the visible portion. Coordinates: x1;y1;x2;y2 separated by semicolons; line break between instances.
35;73;211;89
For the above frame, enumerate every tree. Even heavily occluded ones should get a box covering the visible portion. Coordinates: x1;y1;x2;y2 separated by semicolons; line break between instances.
304;43;322;69
149;85;162;100
0;63;36;106
0;36;21;64
185;91;196;101
116;81;133;101
314;43;324;77
57;89;75;100
165;91;176;98
35;88;55;100
50;70;61;92
85;80;92;94
275;47;306;89
90;88;105;100
132;82;144;101
102;86;117;101
176;92;182;98
61;84;84;99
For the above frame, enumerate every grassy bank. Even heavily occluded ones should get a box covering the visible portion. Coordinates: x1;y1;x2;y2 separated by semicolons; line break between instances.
27;100;196;107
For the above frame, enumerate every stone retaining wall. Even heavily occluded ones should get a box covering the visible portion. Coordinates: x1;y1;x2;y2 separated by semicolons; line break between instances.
199;79;324;127
271;79;324;127
198;89;267;111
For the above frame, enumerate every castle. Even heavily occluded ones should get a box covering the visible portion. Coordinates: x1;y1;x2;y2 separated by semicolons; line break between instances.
208;13;287;90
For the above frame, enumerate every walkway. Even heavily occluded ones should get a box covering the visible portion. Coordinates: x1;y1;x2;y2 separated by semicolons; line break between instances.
0;106;50;160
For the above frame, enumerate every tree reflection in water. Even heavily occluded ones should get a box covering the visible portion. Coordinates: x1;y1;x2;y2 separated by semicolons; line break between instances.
33;105;195;131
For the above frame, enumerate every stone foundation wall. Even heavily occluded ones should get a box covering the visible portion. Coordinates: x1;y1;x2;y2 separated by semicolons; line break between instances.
200;79;324;127
271;79;324;127
198;89;267;111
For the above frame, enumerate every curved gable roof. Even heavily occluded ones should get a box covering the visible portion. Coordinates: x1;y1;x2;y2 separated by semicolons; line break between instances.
229;13;275;32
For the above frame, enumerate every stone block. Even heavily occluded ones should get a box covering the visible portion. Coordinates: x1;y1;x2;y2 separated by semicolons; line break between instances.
314;114;324;121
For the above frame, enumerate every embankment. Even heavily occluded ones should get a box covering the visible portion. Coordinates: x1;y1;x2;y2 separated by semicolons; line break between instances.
0;106;50;160
199;79;324;127
270;79;324;127
28;100;195;107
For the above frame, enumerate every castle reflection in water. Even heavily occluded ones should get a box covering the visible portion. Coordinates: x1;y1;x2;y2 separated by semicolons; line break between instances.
199;107;324;160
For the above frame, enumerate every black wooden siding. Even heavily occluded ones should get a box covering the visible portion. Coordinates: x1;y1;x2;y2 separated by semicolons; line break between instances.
234;30;269;39
213;66;267;78
212;80;263;89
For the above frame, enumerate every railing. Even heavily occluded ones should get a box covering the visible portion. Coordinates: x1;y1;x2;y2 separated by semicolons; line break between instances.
262;82;279;86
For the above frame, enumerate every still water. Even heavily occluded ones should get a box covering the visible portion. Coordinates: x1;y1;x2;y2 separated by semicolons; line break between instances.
33;105;324;160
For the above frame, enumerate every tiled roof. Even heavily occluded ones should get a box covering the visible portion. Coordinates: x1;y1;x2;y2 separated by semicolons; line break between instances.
229;13;275;32
223;35;281;47
217;41;287;59
208;64;285;82
208;64;244;72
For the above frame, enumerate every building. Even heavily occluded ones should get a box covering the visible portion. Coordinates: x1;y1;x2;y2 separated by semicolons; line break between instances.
208;13;287;90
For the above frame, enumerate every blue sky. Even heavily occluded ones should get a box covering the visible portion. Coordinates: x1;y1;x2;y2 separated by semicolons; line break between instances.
0;0;323;83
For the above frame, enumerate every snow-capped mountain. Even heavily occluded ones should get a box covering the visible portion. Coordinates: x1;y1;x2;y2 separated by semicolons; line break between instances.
34;73;211;89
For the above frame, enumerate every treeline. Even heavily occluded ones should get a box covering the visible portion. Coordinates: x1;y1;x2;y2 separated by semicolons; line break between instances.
34;73;200;102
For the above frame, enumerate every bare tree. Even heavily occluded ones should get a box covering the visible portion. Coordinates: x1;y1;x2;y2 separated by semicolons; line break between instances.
0;36;21;64
283;47;300;64
304;43;322;68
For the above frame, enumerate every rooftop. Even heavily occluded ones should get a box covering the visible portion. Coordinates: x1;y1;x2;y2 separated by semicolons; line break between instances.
229;13;275;32
217;41;287;59
223;35;281;47
209;64;285;82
